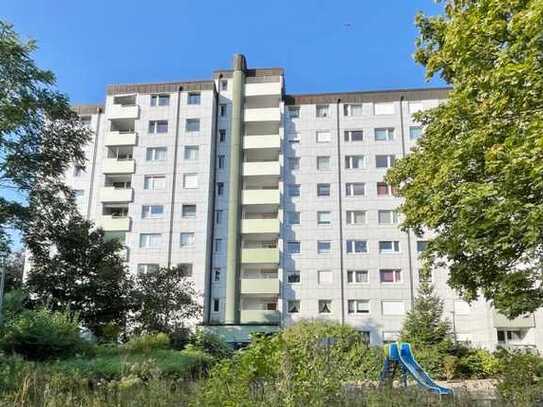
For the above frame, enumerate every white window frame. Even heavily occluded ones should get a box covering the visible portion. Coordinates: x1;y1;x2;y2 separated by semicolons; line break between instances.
316;130;331;143
344;130;364;142
346;240;367;254
345;155;366;169
347;270;369;284
380;269;402;284
346;210;366;225
348;299;370;314
142;204;164;219
379;241;400;254
180;232;195;248
184;145;199;161
183;173;199;189
345;183;365;196
374;127;395;141
144;175;166;191
146;147;167;161
139;233;162;249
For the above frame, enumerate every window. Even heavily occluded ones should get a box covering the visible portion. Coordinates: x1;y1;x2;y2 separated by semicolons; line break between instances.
184;146;199;161
316;104;329;118
409;126;423;140
287;241;300;254
286;211;300;225
215;210;223;224
316;131;331;143
345;183;365;196
348;300;369;314
380;269;402;283
73;165;84;177
319;300;332;314
140;233;161;248
218;129;226;143
214;238;223;253
379;241;400;254
137;264;159;273
220;79;228;91
183;173;198;189
376;155;396;169
217;155;225;169
374;102;395;115
382;301;405;315
346;240;367;254
219;104;227;117
344;130;363;142
146;147;167;161
187;92;200;105
454;300;471;315
497;330;524;345
287;270;301;284
374;128;395;141
344;104;363;116
378;210;399;225
212;298;220;313
180;233;195;247
317;241;331;254
177;263;193;277
318;270;333;284
316;156;330;170
182;204;196;218
346;210;366;225
144;175;166;190
347;270;368;284
417;240;428;253
288;157;300;170
409;101;423;114
288;300;300;313
142;205;164;219
288;132;300;143
288;184;300;197
317;183;330;197
185;119;200;132
288;106;300;118
217;182;224;196
377;182;396;196
213;268;221;282
148;120;168;134
345;155;366;169
151;94;170;106
317;211;331;225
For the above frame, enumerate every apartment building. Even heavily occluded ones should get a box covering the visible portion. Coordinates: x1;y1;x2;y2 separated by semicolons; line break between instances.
68;54;543;351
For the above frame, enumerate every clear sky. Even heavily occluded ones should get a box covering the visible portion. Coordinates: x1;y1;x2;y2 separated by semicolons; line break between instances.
3;0;446;106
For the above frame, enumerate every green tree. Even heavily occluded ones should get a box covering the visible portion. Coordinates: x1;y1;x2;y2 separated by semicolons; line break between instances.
3;251;24;292
387;0;543;317
25;214;133;338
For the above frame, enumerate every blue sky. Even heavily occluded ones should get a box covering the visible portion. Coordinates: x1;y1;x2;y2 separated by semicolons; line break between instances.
3;0;446;106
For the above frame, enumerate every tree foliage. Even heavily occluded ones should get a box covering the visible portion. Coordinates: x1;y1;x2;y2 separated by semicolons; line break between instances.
2;250;24;292
387;0;543;317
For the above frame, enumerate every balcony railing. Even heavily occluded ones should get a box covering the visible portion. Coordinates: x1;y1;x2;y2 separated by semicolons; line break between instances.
99;215;131;231
243;161;280;177
242;189;280;205
108;104;139;120
241;218;280;234
104;131;137;146
241;278;280;294
100;186;134;203
241;248;279;264
240;310;281;324
103;159;135;174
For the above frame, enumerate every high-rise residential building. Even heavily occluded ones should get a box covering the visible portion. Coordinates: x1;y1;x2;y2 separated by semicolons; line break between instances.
68;54;542;350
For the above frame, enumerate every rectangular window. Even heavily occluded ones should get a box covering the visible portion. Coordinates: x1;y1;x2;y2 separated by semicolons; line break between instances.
213;268;221;282
139;233;162;248
73;165;84;177
288;132;300;143
317;156;330;170
345;183;365;196
288;157;300;170
215;210;223;224
177;263;193;277
288;184;300;197
212;298;220;313
144;175;166;190
287;270;301;284
183;173;198;189
187;92;200;105
347;270;368;284
287;241;300;254
376;155;396;169
344;104;363;116
219;104;227;117
317;211;331;225
317;183;330;197
417;240;428;253
288;300;300;313
409;126;423;140
288;106;300;118
374;102;395;115
146;147;167;161
348;300;369;314
316;104;329;118
378;210;399;225
319;300;332;314
151;94;170;106
184;146;199;161
142;205;164;219
220;79;228;91
377;182;396;196
346;240;367;254
286;211;300;225
214;239;223;253
316;131;331;143
318;270;333;284
148;120;168;134
374;128;395;141
217;155;225;169
344;130;363;142
217;182;224;196
318;240;331;254
382;301;405;315
346;210;366;225
380;269;402;283
379;241;400;254
137;264;159;273
182;204;196;218
185;119;200;132
218;129;226;143
345;155;366;169
180;232;195;247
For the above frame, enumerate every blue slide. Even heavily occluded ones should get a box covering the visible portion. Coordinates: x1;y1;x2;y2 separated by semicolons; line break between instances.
381;342;453;396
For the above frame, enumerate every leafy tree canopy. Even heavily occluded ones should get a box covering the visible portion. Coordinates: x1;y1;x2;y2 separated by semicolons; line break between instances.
387;0;543;317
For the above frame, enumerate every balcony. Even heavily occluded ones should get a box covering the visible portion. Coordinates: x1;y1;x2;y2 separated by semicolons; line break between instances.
241;248;279;264
245;82;282;97
242;189;280;206
243;134;280;150
243;161;280;177
244;107;280;123
99;215;131;231
108;104;139;120
104;131;137;146
103;159;135;174
100;187;133;203
240;310;281;324
241;278;280;295
241;218;280;234
493;312;535;329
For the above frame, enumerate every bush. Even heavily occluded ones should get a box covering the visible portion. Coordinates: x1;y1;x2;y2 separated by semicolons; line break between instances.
123;333;170;353
0;308;89;360
496;349;543;406
456;348;500;379
170;327;191;350
188;329;233;360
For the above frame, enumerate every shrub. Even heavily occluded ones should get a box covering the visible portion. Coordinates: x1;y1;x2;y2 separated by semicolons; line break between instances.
188;329;233;360
456;348;500;379
123;333;170;353
170;327;192;350
0;308;88;360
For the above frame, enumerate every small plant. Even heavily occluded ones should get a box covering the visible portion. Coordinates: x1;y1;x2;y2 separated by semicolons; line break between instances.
496;349;543;406
123;333;170;353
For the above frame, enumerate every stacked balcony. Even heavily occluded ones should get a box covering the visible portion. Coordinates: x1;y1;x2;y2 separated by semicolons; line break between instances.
99;205;130;232
108;95;139;120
